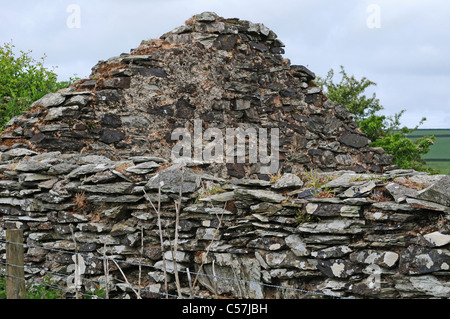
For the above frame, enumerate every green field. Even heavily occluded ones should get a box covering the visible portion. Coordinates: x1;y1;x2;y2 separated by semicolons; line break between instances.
407;129;450;175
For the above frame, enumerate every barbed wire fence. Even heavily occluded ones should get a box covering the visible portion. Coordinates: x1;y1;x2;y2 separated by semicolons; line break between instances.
0;231;348;300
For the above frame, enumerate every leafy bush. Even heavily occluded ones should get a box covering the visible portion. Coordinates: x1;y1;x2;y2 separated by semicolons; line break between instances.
317;66;438;173
0;275;6;299
25;276;65;299
0;41;76;131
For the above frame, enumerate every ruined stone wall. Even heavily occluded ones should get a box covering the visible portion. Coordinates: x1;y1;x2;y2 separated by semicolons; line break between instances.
0;151;449;298
1;12;449;299
1;12;393;179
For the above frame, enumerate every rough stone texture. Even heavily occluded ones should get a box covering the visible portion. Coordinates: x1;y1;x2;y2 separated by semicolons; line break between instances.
416;175;450;206
0;13;449;299
1;13;392;177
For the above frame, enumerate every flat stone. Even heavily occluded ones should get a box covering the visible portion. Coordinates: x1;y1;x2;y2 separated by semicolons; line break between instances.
272;173;303;189
335;154;355;166
249;41;269;52
317;259;357;278
372;201;417;212
122;116;150;129
285;234;309;256
342;181;376;198
44;105;79;121
399;245;450;275
305;203;342;217
349;250;399;268
0;180;22;190
423;231;450;247
406;198;450;213
340;205;360;217
235;99;251;110
43;240;76;251
37;124;70;132
338;134;369;148
395;275;450;298
199;191;235;203
48;163;80;175
19;173;54;184
365;233;412;247
408;174;447;188
1;148;38;160
111;222;137;236
79;155;113;164
182;205;233;215
73;232;120;245
65;95;91;107
125;161;160;174
247;237;285;251
31;135;85;152
87;195;143;204
234;188;285;203
67;163;111;178
311;245;352;259
77;182;133;194
95;89;124;101
342;198;375;205
416;175;450;206
231;179;271;187
289;152;310;164
35;192;68;204
296;219;366;234
250;202;282;214
196;227;220;240
15;159;51;172
194;11;219;22
324;173;372;188
385;182;419;203
258;250;316;270
146;168;201;193
130;156;167;163
77;222;112;233
100;128;125;144
32;92;65;108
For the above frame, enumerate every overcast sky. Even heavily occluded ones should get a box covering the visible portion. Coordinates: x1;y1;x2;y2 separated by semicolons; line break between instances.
1;0;449;128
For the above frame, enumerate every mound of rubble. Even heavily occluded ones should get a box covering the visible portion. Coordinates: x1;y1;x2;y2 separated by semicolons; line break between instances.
0;12;449;299
1;11;393;178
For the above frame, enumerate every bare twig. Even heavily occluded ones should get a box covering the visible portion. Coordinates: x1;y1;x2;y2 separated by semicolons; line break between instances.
103;241;109;299
111;258;141;299
138;225;144;299
143;186;169;298
192;206;225;289
171;167;185;298
186;267;194;298
69;224;80;299
212;260;218;299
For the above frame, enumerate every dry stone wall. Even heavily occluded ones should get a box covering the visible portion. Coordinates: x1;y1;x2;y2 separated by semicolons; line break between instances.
1;12;393;177
1;12;450;299
0;155;449;298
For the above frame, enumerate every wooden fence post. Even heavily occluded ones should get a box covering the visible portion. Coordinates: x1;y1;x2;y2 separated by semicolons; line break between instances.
6;229;26;299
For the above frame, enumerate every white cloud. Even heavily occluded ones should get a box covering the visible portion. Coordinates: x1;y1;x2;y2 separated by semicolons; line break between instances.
1;0;449;128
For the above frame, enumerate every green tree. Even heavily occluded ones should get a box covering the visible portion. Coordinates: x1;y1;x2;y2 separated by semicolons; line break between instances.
316;66;437;173
0;41;76;131
318;66;383;122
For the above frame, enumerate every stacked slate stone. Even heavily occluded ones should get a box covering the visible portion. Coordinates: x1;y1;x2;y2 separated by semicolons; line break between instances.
0;152;449;298
0;12;449;299
1;11;392;178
